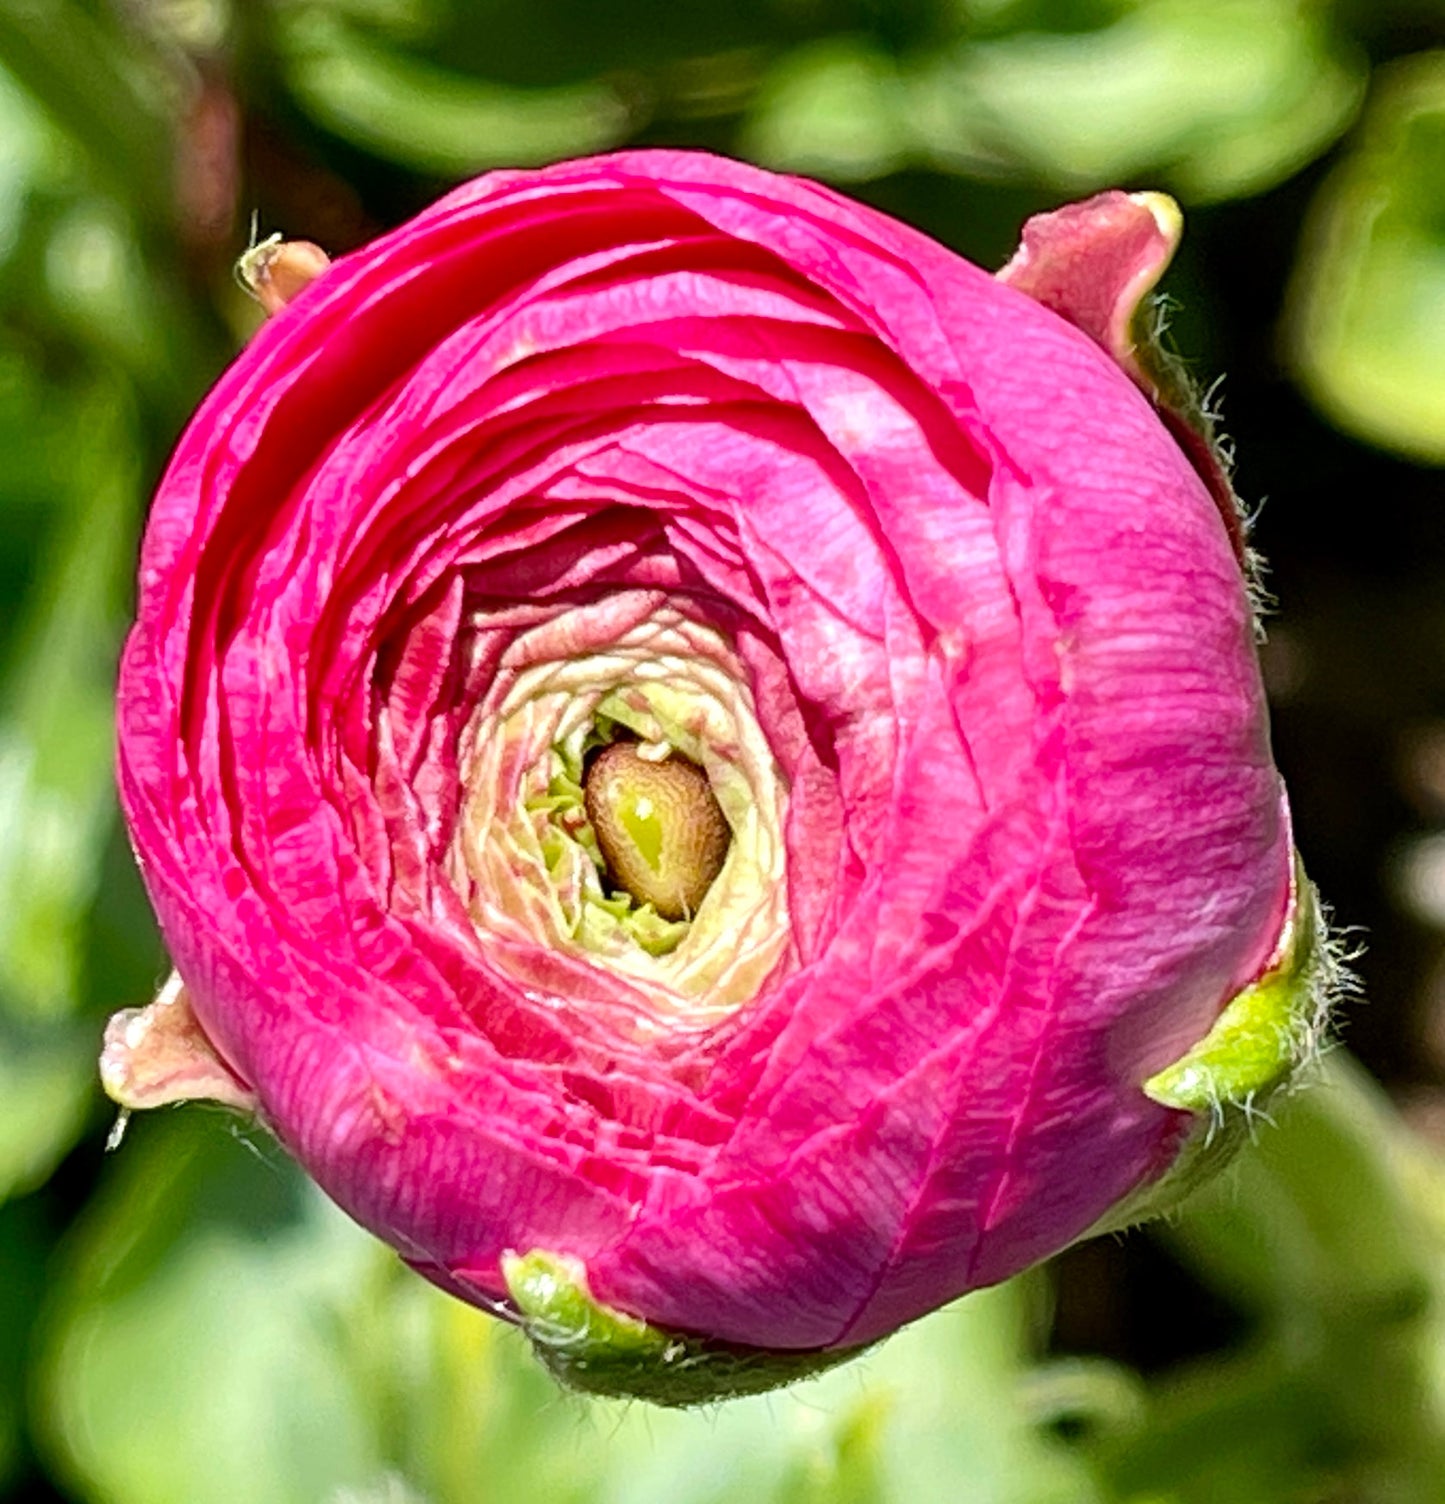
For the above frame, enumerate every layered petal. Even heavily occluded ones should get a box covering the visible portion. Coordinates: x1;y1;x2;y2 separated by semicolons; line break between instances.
115;151;1293;1358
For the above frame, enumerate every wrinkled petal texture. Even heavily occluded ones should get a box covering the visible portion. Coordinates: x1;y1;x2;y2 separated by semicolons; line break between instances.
118;152;1290;1350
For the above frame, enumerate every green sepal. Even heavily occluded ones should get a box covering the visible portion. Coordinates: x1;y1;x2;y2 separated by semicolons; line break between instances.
577;893;688;956
529;723;690;956
1082;1096;1255;1241
1145;851;1326;1114
1083;854;1335;1241
502;1250;869;1407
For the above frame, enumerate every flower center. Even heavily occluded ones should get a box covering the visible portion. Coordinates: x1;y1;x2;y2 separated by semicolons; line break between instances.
445;596;792;1033
583;742;731;922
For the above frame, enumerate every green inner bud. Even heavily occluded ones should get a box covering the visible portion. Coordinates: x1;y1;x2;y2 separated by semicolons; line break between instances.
583;742;731;922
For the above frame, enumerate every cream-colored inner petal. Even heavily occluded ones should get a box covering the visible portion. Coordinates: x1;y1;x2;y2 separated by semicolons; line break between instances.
447;599;791;1032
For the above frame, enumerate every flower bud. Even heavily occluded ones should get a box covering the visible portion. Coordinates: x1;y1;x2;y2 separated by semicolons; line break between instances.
236;235;332;316
107;152;1333;1405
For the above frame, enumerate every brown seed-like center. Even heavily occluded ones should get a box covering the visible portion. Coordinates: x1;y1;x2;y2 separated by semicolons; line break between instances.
583;742;731;922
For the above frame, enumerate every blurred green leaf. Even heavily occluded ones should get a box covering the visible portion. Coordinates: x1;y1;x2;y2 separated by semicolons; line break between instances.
740;38;912;181
0;59;76;265
744;0;1365;202
1099;1056;1445;1503
0;372;141;1203
37;1116;398;1504
0;15;221;419
0;0;175;229
1096;1347;1355;1504
38;191;217;418
1287;51;1445;466
1166;1061;1441;1316
294;0;441;41
277;7;635;174
0;1199;47;1495
0;378;139;1025
565;1277;1105;1504
0;10;218;1212
0;1026;93;1203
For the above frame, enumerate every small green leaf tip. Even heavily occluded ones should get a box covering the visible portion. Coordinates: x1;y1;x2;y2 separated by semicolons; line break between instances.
501;1250;869;1406
1080;854;1343;1244
1144;852;1334;1115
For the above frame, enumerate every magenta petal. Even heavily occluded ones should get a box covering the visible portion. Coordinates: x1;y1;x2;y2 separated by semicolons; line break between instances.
114;151;1296;1357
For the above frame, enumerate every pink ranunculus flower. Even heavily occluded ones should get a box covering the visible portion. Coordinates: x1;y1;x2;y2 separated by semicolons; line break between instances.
105;152;1327;1404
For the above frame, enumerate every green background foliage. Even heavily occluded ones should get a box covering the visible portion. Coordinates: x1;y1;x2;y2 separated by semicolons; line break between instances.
1;2;1444;1500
